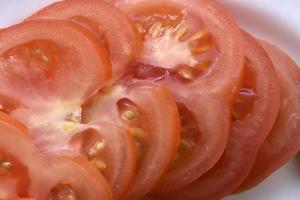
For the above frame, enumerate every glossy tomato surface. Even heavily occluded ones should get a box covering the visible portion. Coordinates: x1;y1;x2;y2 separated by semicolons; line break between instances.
69;121;136;199
0;19;110;153
29;0;141;79
0;114;112;200
237;39;300;192
82;82;180;199
152;32;280;200
112;0;245;192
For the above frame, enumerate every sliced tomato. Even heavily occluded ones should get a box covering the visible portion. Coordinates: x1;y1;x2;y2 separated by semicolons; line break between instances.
69;122;137;199
0;19;110;103
0;119;37;199
30;156;112;200
111;0;245;192
0;19;110;152
151;32;280;200
0;115;112;199
28;0;141;79
0;112;28;134
236;39;300;192
82;82;180;199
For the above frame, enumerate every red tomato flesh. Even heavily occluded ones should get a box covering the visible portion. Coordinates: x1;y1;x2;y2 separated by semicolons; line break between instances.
237;39;300;192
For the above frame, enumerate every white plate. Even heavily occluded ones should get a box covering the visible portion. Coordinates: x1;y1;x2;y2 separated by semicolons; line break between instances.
0;1;299;200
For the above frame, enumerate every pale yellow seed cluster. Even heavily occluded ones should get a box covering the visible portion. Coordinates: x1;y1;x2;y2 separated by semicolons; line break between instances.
88;141;105;156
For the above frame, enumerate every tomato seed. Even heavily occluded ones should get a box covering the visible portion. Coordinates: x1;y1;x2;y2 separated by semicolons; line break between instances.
88;141;105;156
0;161;13;169
91;159;107;171
122;110;135;121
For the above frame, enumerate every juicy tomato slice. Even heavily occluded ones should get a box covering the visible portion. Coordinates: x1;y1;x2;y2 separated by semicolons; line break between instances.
30;156;112;200
151;32;281;200
113;0;245;192
0;112;28;134
0;19;110;152
69;122;136;199
82;82;180;199
29;0;141;79
0;19;110;103
0;114;112;200
237;39;300;192
0;118;36;199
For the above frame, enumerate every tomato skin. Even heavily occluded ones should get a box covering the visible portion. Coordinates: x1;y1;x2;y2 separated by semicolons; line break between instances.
82;82;180;200
151;32;280;200
236;39;300;192
28;0;141;79
115;0;245;192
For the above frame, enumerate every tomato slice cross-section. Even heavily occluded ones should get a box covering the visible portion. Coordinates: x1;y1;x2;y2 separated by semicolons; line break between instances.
237;39;300;192
0;112;112;200
112;0;245;192
0;19;110;152
151;32;280;200
69;122;137;199
82;82;180;199
29;0;141;79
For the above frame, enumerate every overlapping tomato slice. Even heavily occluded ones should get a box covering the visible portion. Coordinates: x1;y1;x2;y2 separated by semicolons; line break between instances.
0;18;136;198
0;19;111;151
0;112;112;199
237;39;300;192
0;0;299;199
82;82;180;199
69;122;136;199
151;32;281;200
29;0;141;79
111;0;245;192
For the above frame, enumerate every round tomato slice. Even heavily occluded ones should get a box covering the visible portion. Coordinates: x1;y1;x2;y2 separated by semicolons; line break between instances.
30;156;112;200
151;32;280;200
0;19;110;103
112;0;244;192
29;0;141;79
82;82;180;199
69;122;136;199
0;116;112;200
0;119;36;199
0;112;28;134
0;19;110;152
236;39;300;192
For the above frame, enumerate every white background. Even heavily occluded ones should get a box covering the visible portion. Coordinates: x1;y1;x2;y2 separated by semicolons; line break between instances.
0;1;299;200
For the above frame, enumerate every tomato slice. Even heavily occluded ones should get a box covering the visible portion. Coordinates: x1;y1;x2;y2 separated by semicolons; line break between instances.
236;39;300;192
0;19;110;152
0;115;112;199
29;0;141;79
0;122;35;199
30;156;112;200
69;122;136;199
112;0;244;192
0;113;31;199
151;32;281;200
82;82;180;199
0;112;28;134
0;19;110;103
